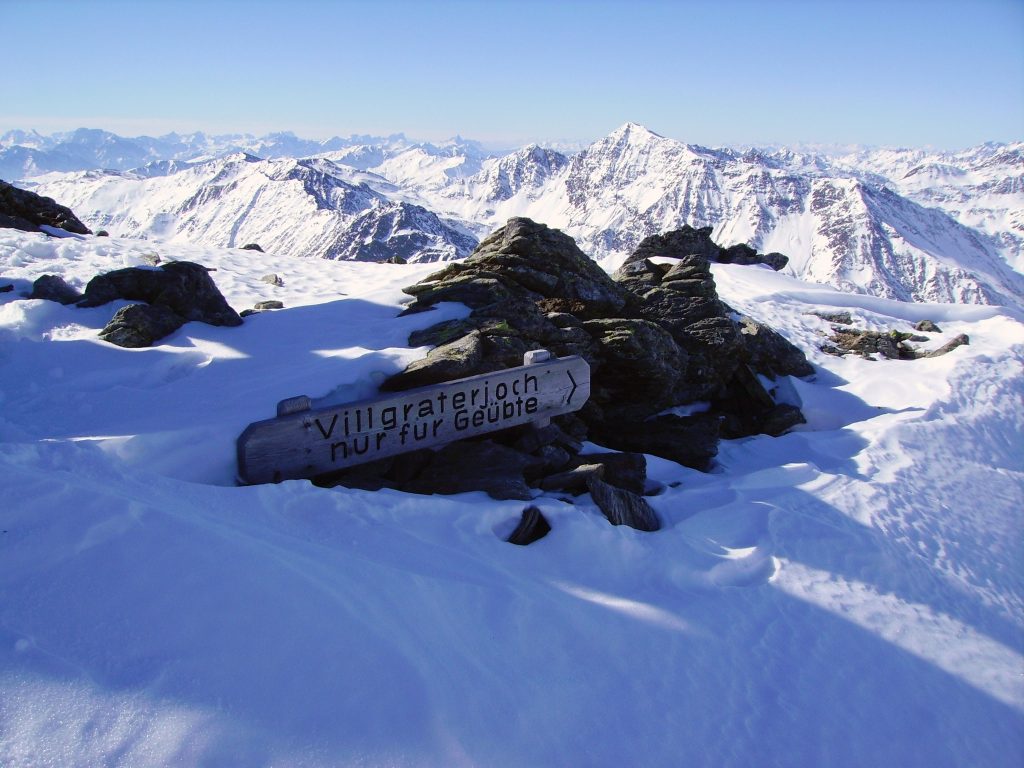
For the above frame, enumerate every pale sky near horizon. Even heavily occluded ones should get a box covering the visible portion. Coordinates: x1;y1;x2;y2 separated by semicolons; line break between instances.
3;0;1022;149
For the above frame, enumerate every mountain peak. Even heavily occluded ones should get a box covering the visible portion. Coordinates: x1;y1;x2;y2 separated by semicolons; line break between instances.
612;122;665;142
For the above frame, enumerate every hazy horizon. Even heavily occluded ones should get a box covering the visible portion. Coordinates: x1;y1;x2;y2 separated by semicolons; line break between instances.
5;0;1023;151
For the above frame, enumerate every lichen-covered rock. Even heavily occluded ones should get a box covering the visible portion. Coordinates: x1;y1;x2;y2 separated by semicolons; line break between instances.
98;304;186;348
381;330;484;391
0;180;91;235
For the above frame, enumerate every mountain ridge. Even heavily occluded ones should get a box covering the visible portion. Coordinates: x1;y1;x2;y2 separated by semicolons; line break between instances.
6;123;1022;307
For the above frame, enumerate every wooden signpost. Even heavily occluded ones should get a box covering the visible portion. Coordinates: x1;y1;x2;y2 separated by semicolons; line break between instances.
236;351;590;485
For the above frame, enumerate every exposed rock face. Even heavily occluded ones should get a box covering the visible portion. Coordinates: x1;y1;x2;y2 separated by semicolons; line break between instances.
0;180;91;235
383;218;812;471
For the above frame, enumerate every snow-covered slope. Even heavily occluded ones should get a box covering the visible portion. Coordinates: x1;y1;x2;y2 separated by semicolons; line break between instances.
22;154;476;263
1;229;1022;767
831;142;1024;273
428;123;1024;306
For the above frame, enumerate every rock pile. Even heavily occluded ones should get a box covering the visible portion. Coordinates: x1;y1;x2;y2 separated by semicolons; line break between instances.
325;218;814;528
0;180;92;235
26;261;242;347
821;325;968;360
385;218;811;468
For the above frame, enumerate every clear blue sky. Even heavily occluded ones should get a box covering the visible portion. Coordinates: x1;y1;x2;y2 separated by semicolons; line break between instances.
3;0;1022;149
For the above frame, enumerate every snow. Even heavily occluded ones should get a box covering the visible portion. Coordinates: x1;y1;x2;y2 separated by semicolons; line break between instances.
2;230;1023;767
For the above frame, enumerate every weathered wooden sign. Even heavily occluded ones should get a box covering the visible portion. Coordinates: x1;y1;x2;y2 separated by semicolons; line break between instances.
236;352;590;485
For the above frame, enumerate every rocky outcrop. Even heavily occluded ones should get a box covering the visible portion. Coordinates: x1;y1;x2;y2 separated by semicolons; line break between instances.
821;326;968;360
23;260;242;347
28;275;83;304
0;180;91;235
99;304;189;348
626;225;789;271
363;218;812;503
79;261;243;327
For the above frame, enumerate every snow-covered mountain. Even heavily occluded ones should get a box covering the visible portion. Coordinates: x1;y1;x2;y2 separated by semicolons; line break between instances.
7;124;1023;306
0;127;411;180
830;142;1024;273
426;123;1024;306
23;153;476;263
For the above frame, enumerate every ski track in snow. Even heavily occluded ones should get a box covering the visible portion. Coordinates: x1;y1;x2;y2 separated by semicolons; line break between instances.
1;229;1022;767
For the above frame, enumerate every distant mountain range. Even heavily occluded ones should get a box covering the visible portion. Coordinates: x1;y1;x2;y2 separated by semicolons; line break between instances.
4;124;1022;307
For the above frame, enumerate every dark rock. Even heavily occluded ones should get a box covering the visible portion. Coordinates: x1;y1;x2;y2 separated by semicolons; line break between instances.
0;180;91;235
625;226;720;265
78;261;242;327
586;476;660;532
539;463;605;494
567;452;647;495
534;444;573;474
826;328;920;360
28;274;82;305
914;320;942;333
506;506;552;545
760;252;789;271
738;317;815;378
403;218;628;317
239;308;260;318
386;448;434;485
241;243;264;252
923;334;969;358
596;412;721;471
313;457;393;492
622;225;787;271
380;330;484;391
403;440;543;500
254;300;284;310
408;318;480;348
385;255;408;264
98;304;186;348
261;273;284;287
760;404;807;436
0;284;13;293
810;310;853;325
95;230;110;237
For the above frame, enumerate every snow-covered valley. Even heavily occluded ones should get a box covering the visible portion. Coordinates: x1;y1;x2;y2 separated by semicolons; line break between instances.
1;227;1021;767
